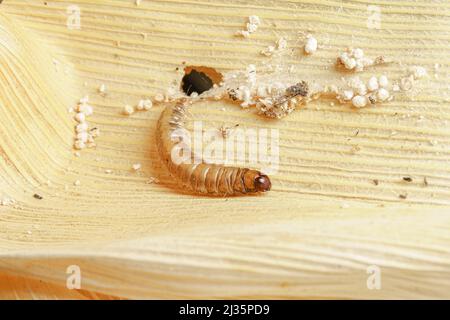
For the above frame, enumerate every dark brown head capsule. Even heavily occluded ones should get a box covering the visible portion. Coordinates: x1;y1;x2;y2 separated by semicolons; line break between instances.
254;174;271;192
243;170;272;193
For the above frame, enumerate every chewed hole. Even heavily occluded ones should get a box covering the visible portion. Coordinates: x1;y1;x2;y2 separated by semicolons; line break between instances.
181;66;223;96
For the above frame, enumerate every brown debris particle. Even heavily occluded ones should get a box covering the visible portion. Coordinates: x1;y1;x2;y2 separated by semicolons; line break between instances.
219;124;240;139
284;81;309;99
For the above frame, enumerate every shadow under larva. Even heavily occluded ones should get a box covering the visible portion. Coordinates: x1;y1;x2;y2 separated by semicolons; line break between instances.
156;101;272;196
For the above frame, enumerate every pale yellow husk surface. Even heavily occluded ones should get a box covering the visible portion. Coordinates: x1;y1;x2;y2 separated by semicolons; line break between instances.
0;0;449;299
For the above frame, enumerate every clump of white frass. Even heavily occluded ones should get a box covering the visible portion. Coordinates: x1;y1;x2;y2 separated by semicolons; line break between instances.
122;96;154;115
337;75;392;108
136;99;153;111
337;48;385;72
236;15;261;38
72;96;98;150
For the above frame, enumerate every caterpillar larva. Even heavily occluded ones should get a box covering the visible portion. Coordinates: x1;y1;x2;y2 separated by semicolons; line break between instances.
156;101;271;196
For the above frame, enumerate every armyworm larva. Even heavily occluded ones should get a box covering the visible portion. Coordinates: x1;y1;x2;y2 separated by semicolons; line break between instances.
157;101;271;196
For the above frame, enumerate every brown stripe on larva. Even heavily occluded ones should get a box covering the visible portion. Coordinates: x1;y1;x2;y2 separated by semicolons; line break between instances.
156;101;271;196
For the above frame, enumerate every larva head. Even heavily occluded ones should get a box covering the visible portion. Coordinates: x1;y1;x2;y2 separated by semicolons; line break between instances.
243;170;271;193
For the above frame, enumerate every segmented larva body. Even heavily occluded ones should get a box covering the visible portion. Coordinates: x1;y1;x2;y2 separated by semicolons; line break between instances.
157;101;271;196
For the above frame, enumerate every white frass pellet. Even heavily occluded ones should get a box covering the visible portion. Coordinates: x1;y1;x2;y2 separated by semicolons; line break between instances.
74;112;86;123
136;100;144;111
342;90;354;101
378;75;389;87
123;105;134;115
304;36;318;54
99;84;106;94
367;76;379;91
377;88;390;101
132;163;142;171
352;95;367;108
